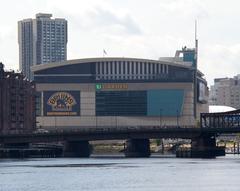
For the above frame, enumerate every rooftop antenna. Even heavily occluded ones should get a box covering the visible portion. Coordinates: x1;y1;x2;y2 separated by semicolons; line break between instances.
193;20;198;119
195;20;198;67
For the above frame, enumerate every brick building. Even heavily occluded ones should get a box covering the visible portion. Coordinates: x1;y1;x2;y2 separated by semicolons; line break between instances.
0;63;35;134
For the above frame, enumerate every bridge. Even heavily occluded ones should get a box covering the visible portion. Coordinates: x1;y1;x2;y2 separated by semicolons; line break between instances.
1;109;240;158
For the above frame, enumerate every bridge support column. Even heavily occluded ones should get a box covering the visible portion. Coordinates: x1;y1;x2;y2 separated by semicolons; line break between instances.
191;135;225;158
63;141;91;157
3;143;30;148
124;139;151;158
2;143;30;158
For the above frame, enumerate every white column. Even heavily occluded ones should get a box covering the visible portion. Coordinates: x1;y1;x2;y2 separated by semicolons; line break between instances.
146;63;149;79
154;63;157;74
103;62;107;79
116;61;119;79
150;63;153;79
136;62;139;79
158;64;161;74
125;61;127;76
143;63;146;79
129;61;132;79
108;62;111;79
120;61;123;79
112;61;115;79
96;62;98;75
99;62;103;79
133;62;136;79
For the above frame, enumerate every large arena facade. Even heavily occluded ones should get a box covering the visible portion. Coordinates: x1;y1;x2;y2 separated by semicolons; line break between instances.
32;48;208;130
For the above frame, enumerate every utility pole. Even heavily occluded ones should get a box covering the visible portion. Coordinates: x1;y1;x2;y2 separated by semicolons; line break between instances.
177;109;179;127
159;109;162;127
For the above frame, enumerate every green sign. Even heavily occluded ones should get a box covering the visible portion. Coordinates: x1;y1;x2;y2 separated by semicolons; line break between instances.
96;84;102;90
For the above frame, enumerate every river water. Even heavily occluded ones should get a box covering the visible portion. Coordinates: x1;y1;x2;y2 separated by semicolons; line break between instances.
1;154;240;191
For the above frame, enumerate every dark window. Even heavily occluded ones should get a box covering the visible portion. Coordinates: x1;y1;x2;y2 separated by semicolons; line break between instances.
148;63;151;74
96;91;147;116
106;62;109;74
131;62;134;74
152;63;154;74
114;61;117;74
140;62;143;74
136;62;139;74
144;63;147;74
101;62;104;74
119;62;121;74
97;62;100;74
110;62;113;74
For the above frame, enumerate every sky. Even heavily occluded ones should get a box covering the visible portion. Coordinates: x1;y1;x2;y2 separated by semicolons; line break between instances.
0;0;240;85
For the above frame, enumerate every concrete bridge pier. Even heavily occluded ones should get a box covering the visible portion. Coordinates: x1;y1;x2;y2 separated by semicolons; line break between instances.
124;139;151;158
63;141;91;157
2;143;30;158
3;143;30;148
190;135;225;158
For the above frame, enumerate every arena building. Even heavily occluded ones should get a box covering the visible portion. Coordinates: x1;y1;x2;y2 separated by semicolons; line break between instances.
32;47;208;130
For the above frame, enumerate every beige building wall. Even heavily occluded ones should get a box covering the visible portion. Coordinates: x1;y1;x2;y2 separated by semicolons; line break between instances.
36;82;207;129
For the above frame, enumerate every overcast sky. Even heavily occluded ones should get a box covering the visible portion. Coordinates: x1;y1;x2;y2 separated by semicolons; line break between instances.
1;0;240;85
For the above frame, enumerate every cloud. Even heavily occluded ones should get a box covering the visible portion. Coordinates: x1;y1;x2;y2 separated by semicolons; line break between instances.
158;0;209;19
199;43;240;85
85;7;142;35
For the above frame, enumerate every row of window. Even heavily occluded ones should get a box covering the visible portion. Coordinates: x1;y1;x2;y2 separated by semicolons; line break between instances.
96;91;147;116
96;61;168;80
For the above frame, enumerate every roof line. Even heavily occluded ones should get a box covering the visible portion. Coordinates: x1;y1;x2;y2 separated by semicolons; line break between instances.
31;57;193;72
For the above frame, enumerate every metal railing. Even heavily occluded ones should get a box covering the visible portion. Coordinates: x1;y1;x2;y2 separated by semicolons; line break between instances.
201;109;240;128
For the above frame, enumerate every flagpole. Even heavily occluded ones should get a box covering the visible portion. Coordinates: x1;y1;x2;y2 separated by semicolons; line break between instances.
103;49;107;57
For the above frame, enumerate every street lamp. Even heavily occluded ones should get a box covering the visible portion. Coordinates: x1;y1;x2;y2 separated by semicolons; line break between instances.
176;109;179;127
54;116;57;131
96;115;98;128
115;113;117;128
159;109;162;127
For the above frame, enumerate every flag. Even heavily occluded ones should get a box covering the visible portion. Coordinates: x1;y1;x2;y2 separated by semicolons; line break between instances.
103;49;107;56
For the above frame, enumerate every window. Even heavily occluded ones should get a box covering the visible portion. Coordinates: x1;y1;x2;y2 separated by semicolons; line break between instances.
96;91;147;116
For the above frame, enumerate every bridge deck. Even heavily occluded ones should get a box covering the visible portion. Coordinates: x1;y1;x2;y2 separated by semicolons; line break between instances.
1;125;240;144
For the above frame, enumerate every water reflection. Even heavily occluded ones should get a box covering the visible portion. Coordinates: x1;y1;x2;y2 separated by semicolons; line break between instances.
0;155;240;191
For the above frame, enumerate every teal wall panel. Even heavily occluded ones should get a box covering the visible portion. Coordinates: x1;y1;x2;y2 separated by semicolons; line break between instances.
147;89;184;116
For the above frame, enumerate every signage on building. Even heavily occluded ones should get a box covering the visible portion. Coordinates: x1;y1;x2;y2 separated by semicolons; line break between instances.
198;82;207;103
95;83;128;90
44;91;80;116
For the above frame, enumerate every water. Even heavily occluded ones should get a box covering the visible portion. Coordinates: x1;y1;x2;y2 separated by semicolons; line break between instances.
1;155;240;191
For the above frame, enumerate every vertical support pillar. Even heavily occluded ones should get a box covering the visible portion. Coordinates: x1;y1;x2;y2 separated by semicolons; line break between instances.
161;139;165;154
64;141;91;157
238;142;240;154
124;139;151;158
3;143;30;148
191;135;225;158
3;143;30;158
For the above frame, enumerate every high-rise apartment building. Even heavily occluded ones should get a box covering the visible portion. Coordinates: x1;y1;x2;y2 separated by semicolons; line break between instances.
209;75;240;109
18;13;67;80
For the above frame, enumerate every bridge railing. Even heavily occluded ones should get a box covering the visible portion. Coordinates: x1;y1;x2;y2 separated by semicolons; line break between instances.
200;109;240;128
0;125;197;136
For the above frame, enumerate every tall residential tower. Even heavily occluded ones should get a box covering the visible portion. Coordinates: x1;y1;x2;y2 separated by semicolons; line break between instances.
209;75;240;108
18;13;67;80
